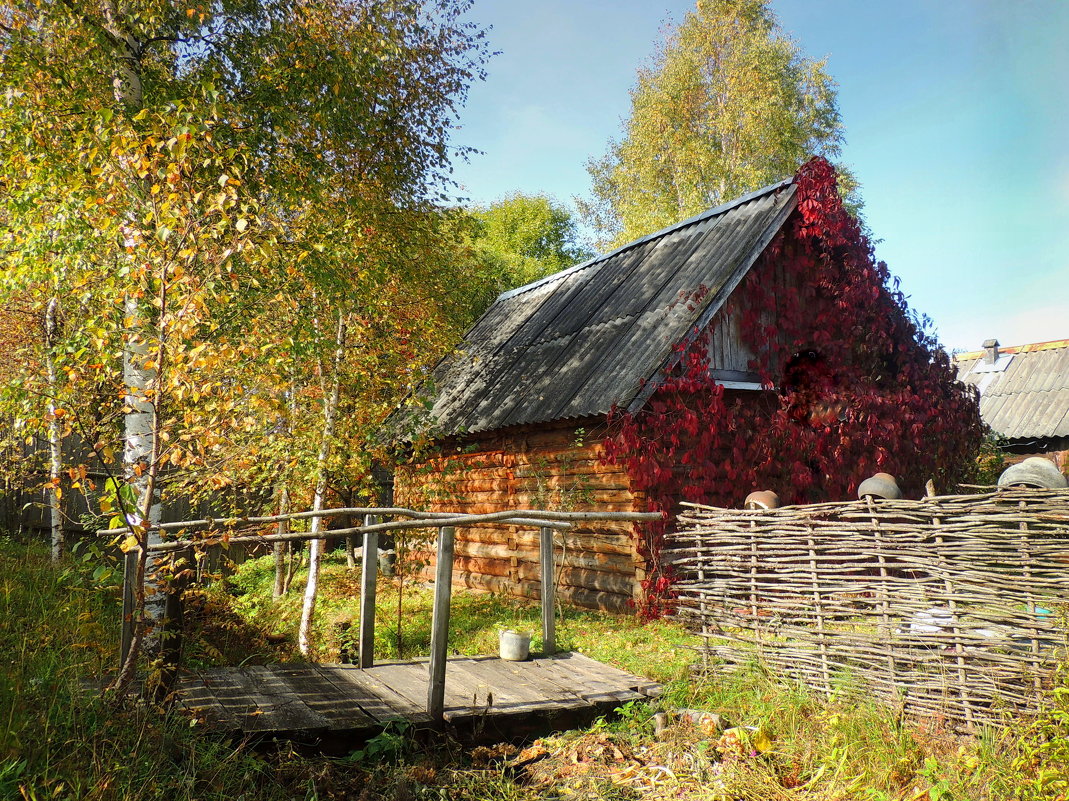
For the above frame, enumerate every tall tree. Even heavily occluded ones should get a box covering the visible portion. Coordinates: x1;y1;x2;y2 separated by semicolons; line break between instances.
471;193;593;289
581;0;847;248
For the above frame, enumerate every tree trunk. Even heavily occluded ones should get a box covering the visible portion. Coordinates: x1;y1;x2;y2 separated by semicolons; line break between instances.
100;0;158;696
297;309;346;656
345;534;357;571
273;485;290;598
123;296;164;625
44;297;64;561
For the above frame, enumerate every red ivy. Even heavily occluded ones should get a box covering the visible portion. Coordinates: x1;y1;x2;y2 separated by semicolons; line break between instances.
603;157;983;619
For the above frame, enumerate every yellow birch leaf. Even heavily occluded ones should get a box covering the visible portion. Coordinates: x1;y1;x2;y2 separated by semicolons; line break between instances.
753;727;773;754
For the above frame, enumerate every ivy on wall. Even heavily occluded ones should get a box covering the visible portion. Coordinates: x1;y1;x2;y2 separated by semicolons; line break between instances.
603;157;984;617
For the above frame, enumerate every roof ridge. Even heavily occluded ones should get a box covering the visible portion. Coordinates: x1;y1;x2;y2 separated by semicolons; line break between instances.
494;176;795;304
955;338;1069;360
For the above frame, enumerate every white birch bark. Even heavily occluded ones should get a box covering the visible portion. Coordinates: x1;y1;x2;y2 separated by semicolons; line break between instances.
273;484;290;598
44;297;64;561
99;0;143;108
123;296;165;626
298;310;346;655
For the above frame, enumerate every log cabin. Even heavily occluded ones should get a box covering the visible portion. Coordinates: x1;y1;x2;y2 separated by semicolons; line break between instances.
390;158;981;613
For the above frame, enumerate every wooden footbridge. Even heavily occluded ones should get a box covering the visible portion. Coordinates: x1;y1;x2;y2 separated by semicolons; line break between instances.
114;506;662;745
178;652;661;745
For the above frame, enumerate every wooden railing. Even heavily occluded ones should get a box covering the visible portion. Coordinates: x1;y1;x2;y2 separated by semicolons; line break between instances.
110;506;660;721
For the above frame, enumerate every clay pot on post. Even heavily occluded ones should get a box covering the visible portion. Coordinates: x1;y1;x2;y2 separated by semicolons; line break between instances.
857;472;902;501
997;457;1068;490
744;490;781;510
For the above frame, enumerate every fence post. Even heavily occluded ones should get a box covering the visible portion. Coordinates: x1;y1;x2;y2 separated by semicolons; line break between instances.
866;496;897;699
1019;500;1043;697
540;526;556;655
427;526;455;721
358;514;378;669
806;528;831;696
696;519;709;670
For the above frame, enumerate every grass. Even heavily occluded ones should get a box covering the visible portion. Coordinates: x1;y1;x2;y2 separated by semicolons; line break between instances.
2;537;1065;800
222;551;696;683
0;537;278;800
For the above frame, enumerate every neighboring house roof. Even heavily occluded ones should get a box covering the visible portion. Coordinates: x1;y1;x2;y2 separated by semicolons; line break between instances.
419;178;797;437
954;339;1069;441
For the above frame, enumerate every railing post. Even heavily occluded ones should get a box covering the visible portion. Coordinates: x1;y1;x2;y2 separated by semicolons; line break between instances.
358;514;378;669
427;526;455;721
540;526;556;655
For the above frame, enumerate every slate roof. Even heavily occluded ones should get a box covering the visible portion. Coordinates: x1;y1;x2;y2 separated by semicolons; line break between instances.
415;178;797;437
954;339;1069;441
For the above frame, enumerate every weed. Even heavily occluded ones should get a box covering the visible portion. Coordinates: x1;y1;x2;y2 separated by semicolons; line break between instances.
346;722;412;765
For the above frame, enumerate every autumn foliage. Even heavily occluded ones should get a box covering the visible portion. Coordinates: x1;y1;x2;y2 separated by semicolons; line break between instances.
602;158;984;616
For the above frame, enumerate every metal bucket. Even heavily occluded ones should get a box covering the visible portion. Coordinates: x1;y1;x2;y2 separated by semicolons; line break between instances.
377;549;396;576
498;629;532;661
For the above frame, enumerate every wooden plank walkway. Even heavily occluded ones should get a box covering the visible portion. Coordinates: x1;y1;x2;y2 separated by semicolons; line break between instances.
177;652;661;745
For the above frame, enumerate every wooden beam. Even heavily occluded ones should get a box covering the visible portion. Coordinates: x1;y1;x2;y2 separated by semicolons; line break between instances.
358;514;378;669
103;507;660;539
427;526;455;721
140;514;575;553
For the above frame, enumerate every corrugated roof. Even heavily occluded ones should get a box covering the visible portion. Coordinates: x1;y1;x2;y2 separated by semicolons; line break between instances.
415;179;797;437
954;340;1069;441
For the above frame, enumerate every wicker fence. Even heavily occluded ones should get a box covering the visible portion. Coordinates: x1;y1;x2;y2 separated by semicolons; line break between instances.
666;488;1069;728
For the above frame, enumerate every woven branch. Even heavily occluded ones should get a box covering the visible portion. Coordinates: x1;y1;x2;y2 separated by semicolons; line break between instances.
667;488;1069;728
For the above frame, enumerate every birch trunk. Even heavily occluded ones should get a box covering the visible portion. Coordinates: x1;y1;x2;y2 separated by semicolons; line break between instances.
298;310;346;655
123;296;165;627
44;297;64;561
122;295;164;607
112;287;167;693
273;485;290;598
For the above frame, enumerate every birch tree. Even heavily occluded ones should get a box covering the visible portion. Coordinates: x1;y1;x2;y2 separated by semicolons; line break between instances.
581;0;849;247
297;308;345;655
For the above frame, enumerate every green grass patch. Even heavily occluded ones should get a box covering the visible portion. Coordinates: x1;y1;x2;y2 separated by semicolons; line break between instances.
0;537;333;800
222;551;695;683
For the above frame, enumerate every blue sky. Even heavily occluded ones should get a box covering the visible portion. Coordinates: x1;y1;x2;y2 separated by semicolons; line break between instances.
450;0;1068;352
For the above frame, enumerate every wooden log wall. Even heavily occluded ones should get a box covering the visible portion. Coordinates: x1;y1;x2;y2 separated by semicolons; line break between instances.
667;488;1069;728
395;418;644;613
